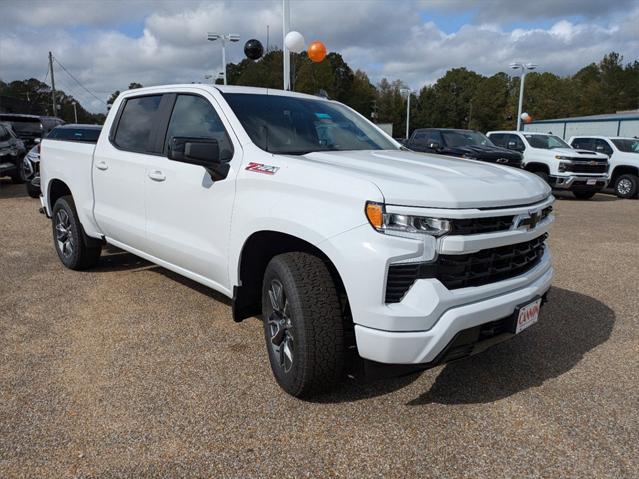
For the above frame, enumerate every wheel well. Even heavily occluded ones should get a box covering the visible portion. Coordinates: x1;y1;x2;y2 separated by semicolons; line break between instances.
525;163;550;175
611;165;639;183
233;231;349;324
48;179;72;210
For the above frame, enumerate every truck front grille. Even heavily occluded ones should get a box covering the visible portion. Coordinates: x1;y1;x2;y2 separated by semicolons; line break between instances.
566;162;607;174
385;234;547;303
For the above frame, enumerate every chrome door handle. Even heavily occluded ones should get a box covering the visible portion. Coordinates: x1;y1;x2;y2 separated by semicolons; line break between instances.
95;160;108;171
148;170;166;182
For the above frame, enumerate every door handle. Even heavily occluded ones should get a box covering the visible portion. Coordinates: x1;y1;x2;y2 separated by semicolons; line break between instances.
95;160;108;171
148;170;166;182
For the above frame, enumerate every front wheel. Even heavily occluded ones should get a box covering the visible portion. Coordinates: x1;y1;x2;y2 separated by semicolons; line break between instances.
261;252;345;398
572;190;597;200
614;174;638;199
532;170;549;184
52;196;102;270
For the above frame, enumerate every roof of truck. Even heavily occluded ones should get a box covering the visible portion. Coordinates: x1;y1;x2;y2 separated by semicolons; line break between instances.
120;84;329;102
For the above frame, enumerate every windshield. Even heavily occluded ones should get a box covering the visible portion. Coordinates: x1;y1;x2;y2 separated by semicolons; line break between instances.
222;93;397;155
525;134;570;149
611;138;639;153
441;130;494;147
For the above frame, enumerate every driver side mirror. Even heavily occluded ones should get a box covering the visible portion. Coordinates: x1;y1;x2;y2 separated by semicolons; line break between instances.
168;136;229;181
427;141;441;150
595;145;605;152
507;140;517;149
34;138;41;144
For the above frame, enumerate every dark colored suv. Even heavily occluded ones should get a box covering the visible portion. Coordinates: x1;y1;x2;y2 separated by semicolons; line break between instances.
0;122;27;183
0;114;64;151
404;128;523;168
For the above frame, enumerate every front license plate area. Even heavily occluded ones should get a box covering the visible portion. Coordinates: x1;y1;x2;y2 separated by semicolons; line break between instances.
511;297;542;334
586;179;597;185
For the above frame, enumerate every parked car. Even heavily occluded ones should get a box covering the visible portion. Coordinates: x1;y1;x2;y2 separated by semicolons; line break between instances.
487;131;609;199
568;136;639;199
404;128;523;168
0;121;27;183
0;114;64;151
40;85;554;397
22;124;102;198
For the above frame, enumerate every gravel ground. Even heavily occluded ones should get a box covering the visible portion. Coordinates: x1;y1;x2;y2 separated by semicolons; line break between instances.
1;181;638;478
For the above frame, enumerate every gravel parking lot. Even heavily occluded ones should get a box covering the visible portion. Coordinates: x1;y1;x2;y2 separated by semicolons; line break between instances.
1;181;638;478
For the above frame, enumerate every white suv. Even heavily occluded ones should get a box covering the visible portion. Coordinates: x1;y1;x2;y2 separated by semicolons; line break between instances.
569;136;639;198
487;131;609;199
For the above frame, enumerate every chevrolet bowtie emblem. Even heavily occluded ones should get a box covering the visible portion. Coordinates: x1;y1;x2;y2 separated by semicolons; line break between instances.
512;210;541;230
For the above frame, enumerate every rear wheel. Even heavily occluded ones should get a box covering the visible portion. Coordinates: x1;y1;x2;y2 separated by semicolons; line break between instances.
614;174;638;199
261;252;345;398
52;196;101;270
573;190;597;200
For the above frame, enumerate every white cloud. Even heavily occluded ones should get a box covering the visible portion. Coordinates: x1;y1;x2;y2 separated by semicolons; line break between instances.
1;0;637;113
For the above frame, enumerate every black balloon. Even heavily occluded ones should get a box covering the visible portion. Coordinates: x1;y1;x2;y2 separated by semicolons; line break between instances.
244;39;264;60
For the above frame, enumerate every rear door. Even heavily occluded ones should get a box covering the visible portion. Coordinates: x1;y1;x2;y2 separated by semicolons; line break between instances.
93;94;168;250
144;91;240;291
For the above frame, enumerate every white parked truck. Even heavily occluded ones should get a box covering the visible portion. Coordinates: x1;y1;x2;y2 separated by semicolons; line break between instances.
487;131;609;199
40;85;555;397
568;136;639;199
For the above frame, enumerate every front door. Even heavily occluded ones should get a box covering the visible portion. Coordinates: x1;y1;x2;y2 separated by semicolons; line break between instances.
144;92;240;293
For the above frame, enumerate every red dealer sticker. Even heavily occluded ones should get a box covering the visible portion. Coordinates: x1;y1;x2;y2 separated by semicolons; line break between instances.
515;298;541;334
245;162;280;175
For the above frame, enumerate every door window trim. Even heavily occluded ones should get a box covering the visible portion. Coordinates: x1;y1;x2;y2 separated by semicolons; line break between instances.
109;93;167;156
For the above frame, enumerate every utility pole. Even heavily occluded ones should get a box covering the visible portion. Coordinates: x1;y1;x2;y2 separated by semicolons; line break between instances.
282;0;290;90
72;101;78;123
48;51;57;117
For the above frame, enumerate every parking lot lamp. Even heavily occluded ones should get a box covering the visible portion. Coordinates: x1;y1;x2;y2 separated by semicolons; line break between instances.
207;33;240;85
510;62;537;130
71;101;77;123
401;88;413;139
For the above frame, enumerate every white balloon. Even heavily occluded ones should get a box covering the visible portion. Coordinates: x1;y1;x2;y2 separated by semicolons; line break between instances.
285;31;305;53
521;112;530;120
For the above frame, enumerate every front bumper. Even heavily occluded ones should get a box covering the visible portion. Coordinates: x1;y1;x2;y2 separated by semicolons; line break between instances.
549;175;608;190
354;261;553;364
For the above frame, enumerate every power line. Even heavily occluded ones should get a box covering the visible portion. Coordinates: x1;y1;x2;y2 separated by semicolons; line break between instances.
52;56;106;105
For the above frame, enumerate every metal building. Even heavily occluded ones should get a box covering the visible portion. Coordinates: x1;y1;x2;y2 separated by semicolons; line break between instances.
523;111;639;139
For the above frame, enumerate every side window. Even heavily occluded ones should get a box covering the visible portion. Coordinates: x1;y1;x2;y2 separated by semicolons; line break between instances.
489;133;505;147
594;139;613;156
412;131;428;141
113;95;163;152
425;131;442;146
164;95;234;160
570;138;593;150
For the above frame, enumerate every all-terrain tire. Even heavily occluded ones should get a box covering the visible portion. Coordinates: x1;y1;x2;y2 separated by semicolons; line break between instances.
614;174;638;199
51;195;102;270
261;252;345;398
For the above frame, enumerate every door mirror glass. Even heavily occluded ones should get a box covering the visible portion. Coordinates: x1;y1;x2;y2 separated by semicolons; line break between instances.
34;138;41;144
168;136;229;181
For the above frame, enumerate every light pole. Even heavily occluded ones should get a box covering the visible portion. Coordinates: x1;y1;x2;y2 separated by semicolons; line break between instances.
207;32;240;85
71;101;77;123
401;88;413;139
282;0;291;90
510;62;537;131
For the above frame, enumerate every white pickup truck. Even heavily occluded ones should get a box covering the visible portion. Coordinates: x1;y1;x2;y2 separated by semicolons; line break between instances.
40;85;554;397
487;131;609;199
568;136;639;198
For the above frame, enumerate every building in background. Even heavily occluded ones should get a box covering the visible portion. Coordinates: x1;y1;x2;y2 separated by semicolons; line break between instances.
523;110;639;139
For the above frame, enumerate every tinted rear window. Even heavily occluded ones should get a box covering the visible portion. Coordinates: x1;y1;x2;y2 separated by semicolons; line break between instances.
113;95;162;152
48;127;101;143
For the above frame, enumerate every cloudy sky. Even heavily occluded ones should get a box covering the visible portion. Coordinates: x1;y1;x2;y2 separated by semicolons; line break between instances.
1;0;638;112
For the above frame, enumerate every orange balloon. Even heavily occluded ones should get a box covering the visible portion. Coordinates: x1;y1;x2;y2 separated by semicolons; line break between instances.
524;115;533;124
307;40;327;63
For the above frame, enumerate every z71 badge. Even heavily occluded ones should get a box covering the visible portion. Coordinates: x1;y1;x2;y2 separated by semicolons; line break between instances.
245;162;280;175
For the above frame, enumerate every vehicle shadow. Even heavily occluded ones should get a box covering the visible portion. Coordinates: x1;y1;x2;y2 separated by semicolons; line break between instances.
407;287;614;405
91;245;151;273
554;191;618;202
0;179;28;199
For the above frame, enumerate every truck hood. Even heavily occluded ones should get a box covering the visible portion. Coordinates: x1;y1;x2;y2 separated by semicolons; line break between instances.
542;147;608;160
300;150;550;209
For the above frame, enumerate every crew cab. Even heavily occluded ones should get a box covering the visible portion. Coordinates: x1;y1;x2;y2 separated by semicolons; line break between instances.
404;128;522;168
568;136;639;199
40;85;555;397
487;131;609;199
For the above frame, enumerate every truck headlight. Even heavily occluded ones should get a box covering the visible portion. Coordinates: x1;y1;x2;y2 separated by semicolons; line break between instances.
365;202;451;238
